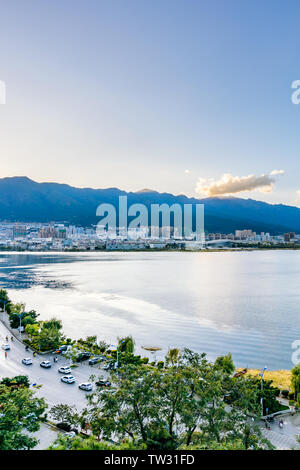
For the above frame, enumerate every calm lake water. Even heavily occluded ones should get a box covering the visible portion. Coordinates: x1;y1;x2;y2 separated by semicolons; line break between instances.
0;251;299;370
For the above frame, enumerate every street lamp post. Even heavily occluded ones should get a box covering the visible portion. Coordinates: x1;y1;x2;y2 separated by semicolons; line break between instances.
18;311;25;339
110;339;126;379
116;339;126;368
259;366;267;417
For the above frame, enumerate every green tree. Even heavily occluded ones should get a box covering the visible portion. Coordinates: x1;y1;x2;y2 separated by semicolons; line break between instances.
25;322;40;339
0;381;47;450
214;353;235;375
118;336;135;354
166;348;181;366
291;364;300;405
0;375;30;388
42;317;63;330
0;289;11;313
49;404;80;426
85;336;97;347
39;325;63;351
9;309;39;329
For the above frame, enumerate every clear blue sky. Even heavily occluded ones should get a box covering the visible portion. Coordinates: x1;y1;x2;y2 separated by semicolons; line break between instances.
0;0;300;205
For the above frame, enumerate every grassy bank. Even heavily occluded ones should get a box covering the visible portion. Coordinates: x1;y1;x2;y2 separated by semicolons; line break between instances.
236;368;292;390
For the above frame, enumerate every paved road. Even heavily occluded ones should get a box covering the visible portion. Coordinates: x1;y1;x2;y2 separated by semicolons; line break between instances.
261;414;300;450
0;317;110;411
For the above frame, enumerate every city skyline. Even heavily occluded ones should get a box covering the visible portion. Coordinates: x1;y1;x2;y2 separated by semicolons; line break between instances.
1;1;300;206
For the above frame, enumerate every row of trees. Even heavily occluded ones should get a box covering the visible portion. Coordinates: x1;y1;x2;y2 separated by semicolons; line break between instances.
0;289;65;351
49;349;275;450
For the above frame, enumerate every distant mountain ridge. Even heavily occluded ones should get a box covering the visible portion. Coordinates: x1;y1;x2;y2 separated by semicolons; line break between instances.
0;176;299;234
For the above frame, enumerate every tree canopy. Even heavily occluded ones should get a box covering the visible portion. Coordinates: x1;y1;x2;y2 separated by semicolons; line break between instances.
0;379;47;450
80;348;272;450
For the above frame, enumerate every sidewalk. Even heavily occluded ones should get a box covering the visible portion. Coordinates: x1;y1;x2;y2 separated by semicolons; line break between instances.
261;414;300;450
0;310;26;344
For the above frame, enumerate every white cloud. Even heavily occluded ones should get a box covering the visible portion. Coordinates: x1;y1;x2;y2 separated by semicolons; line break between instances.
195;170;285;197
294;190;300;207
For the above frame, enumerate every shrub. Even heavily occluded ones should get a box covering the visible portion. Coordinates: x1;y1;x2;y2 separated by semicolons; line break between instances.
1;375;30;388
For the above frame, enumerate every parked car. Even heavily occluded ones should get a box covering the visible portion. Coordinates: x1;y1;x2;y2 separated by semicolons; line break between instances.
64;431;76;438
40;360;51;368
58;366;72;374
2;344;10;351
61;375;75;384
55;345;72;354
76;352;91;363
78;382;93;391
56;422;78;433
95;379;111;387
89;356;102;365
22;357;33;365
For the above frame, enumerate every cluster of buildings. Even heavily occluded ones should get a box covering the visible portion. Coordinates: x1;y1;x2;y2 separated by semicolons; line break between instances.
0;223;98;251
0;223;183;251
0;222;299;251
206;229;300;247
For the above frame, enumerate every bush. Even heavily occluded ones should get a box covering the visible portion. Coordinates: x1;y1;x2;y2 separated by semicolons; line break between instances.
281;389;289;399
141;357;149;364
157;361;164;369
1;375;30;388
57;422;72;432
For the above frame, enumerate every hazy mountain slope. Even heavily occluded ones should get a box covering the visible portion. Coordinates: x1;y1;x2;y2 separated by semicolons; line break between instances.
0;177;299;234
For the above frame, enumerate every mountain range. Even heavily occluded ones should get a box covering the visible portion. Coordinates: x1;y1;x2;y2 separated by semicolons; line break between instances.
0;176;299;234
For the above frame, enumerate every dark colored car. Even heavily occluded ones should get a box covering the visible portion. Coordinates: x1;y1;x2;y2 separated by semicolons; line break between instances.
76;352;92;363
95;379;111;387
88;356;104;365
57;422;78;433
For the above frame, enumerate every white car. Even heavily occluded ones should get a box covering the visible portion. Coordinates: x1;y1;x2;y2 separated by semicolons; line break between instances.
61;375;75;384
40;360;51;369
2;344;10;351
78;382;93;391
22;357;33;365
58;366;72;374
64;431;76;438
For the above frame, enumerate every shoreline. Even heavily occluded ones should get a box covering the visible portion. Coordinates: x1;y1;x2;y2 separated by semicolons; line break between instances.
0;246;300;254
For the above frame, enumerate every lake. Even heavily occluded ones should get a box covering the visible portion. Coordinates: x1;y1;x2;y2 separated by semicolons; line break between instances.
0;250;298;370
